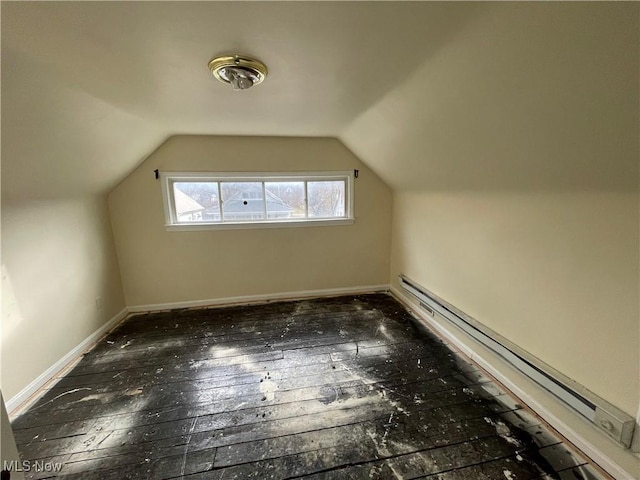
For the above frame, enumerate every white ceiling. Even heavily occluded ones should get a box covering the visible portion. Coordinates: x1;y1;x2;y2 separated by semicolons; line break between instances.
3;2;636;200
1;1;483;199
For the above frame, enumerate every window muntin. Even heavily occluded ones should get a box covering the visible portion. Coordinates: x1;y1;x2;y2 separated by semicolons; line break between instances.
161;172;353;229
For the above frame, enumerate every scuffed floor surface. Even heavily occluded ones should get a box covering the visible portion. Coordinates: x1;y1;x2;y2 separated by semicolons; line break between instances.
12;294;609;479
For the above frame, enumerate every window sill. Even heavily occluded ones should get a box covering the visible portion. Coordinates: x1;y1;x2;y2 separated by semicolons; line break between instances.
164;218;355;231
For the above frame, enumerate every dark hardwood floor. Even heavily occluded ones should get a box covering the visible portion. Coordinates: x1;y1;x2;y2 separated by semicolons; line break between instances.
11;294;608;479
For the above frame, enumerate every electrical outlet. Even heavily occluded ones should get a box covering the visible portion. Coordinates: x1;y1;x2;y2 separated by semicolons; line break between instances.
95;296;103;310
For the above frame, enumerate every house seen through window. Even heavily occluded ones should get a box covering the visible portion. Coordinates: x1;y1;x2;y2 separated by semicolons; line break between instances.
161;172;353;229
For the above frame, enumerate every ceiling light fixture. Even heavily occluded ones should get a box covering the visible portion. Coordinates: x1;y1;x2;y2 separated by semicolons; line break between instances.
208;55;268;91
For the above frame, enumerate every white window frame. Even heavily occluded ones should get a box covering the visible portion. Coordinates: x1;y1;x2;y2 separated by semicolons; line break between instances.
160;171;355;231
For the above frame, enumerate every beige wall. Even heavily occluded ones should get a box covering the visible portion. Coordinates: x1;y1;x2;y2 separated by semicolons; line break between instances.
343;1;639;421
390;192;639;416
108;136;392;307
1;196;126;402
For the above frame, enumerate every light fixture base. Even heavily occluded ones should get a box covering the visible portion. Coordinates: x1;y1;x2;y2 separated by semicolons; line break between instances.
208;55;268;90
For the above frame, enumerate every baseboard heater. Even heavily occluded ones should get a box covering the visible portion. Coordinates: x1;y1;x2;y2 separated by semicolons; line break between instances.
398;274;636;449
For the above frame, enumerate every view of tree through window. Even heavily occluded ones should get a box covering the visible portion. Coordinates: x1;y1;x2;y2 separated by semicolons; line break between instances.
164;174;351;227
308;181;345;218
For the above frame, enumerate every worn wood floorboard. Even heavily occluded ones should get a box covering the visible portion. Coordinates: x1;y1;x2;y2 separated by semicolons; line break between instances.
12;294;608;479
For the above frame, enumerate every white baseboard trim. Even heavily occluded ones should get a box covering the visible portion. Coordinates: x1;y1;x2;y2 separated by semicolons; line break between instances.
6;307;129;419
128;285;391;314
390;286;638;480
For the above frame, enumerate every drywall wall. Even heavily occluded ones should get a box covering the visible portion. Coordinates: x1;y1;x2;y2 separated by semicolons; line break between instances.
108;136;392;307
1;196;126;403
390;192;638;416
343;2;639;423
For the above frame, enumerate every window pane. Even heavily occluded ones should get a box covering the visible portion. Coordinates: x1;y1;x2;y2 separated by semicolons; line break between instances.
308;181;346;218
164;173;352;228
221;182;265;221
173;182;220;222
265;182;305;220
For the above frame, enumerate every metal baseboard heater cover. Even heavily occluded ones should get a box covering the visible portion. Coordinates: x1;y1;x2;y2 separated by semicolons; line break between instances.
399;275;635;448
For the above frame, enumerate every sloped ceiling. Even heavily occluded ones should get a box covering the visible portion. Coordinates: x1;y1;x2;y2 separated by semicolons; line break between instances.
1;1;482;200
342;2;638;193
2;2;636;200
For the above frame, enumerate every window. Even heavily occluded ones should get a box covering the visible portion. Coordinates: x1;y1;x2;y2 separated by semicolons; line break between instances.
160;171;354;230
